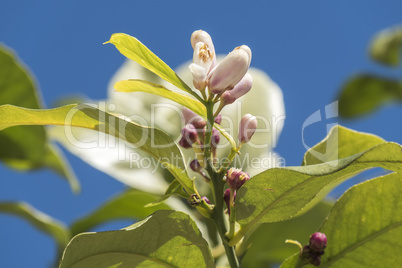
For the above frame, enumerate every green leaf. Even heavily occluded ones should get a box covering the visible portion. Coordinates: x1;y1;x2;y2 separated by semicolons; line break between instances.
0;202;70;250
105;33;194;95
240;202;332;268
338;74;402;118
318;172;402;267
369;26;402;67
71;189;171;236
280;254;304;268
303;125;385;165
234;133;402;241
0;104;187;180
281;172;402;267
0;44;79;192
60;210;214;268
115;79;206;117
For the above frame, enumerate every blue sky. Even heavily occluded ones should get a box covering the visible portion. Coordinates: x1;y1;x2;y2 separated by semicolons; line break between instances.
1;1;401;267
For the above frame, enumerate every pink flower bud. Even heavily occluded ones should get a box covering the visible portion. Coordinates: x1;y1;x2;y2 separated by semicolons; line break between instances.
182;107;206;129
226;168;250;190
238;114;257;143
208;45;252;94
179;124;198;148
214;114;222;124
201;196;210;204
309;232;327;252
211;128;220;147
221;73;253;105
224;188;236;215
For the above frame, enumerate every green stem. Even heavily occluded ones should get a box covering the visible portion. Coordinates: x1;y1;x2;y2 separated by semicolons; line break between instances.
209;170;239;268
227;188;236;239
204;100;239;267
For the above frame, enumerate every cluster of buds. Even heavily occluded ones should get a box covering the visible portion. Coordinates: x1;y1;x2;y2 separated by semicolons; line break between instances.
179;107;221;153
189;30;253;104
302;232;327;266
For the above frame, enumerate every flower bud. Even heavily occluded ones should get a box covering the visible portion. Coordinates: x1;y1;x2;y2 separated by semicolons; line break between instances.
182;107;206;129
220;73;253;105
202;196;210;204
309;232;327;252
224;188;236;215
238;114;257;143
208;45;252;94
179;124;198;148
190;159;202;172
211;128;220;147
226;168;250;190
214;114;222;124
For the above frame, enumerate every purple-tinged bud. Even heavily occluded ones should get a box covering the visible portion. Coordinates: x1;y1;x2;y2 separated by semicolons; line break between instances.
221;73;253;106
214;114;222;124
226;168;250;190
190;159;202;172
309;232;327;252
182;107;206;129
179;124;198;149
208;45;252;94
224;189;236;215
238;114;257;143
211;128;220;147
202;196;210;204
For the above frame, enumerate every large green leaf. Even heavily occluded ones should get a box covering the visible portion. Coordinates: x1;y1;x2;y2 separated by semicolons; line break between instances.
302;125;385;165
281;172;402;268
0;202;70;250
105;33;194;95
115;79;206;117
240;201;332;268
369;26;402;67
71;189;171;236
0;104;187;181
338;74;402;118
60;210;214;268
233;128;402;243
0;44;79;192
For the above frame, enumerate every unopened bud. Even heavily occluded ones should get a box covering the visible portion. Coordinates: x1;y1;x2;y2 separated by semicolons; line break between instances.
201;196;210;204
179;124;198;148
224;188;236;215
238;114;257;143
214;114;222;124
190;159;202;172
221;73;253;105
226;168;250;190
182;107;206;129
208;45;252;94
211;128;220;147
309;232;327;252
